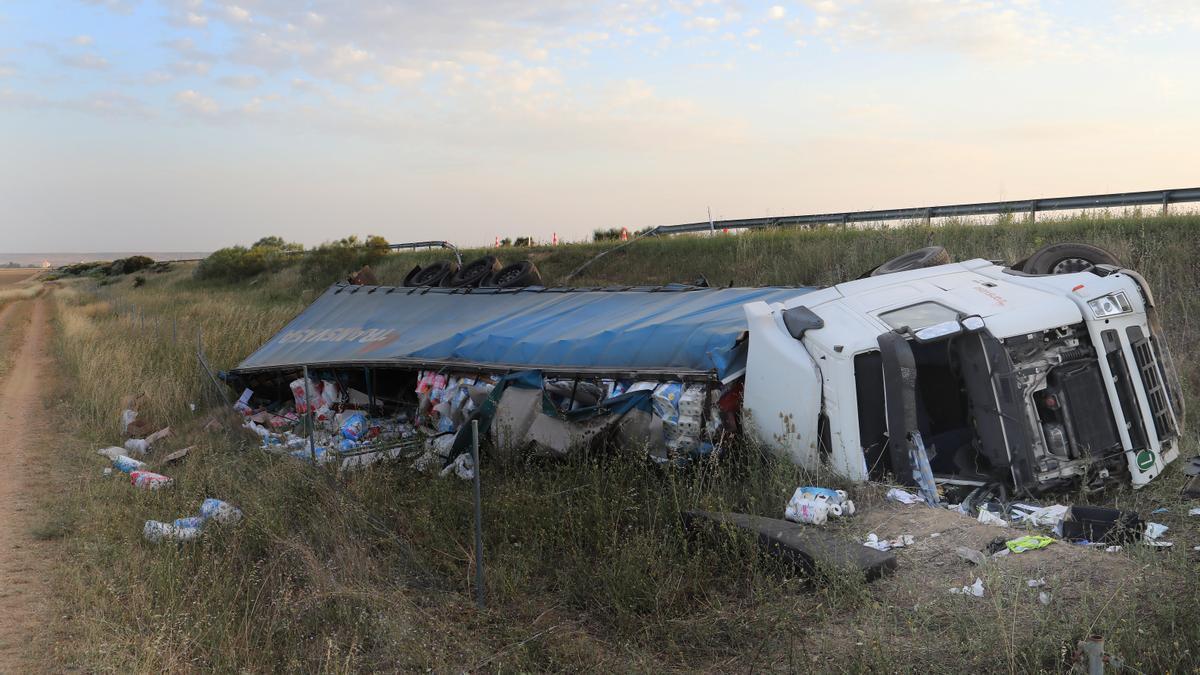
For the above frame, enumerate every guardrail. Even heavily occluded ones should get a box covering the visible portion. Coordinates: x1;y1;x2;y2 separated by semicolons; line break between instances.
655;187;1200;235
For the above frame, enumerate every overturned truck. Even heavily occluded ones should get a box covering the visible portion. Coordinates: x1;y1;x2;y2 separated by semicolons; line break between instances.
231;243;1183;494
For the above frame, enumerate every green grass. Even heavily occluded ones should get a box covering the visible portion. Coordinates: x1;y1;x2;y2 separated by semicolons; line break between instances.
40;212;1200;672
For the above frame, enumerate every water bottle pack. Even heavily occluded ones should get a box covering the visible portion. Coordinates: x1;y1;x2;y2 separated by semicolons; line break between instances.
784;486;856;525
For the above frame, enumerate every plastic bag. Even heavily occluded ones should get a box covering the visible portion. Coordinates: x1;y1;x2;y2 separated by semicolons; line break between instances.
129;470;173;490
199;498;243;525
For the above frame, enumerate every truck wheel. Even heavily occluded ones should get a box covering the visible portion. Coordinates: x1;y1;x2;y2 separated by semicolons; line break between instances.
401;264;423;287
490;260;542;287
1021;243;1120;275
869;246;952;276
450;256;502;287
407;261;456;286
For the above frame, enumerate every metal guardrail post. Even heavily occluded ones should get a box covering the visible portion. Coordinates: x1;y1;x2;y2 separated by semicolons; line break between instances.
471;419;485;609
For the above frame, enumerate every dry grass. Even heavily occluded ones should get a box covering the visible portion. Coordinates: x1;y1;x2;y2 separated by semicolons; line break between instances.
36;213;1200;672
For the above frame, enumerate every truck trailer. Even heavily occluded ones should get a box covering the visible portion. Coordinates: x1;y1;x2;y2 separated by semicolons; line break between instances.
231;243;1183;495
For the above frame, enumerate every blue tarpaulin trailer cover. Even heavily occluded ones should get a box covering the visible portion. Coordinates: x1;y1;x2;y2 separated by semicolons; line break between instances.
232;283;814;380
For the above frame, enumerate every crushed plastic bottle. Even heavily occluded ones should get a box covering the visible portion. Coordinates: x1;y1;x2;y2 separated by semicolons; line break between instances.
339;413;367;441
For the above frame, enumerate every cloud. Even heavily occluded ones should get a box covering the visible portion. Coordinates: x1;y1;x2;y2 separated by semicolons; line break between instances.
73;35;95;46
804;0;1067;60
0;63;15;78
174;89;219;115
225;5;252;23
217;73;261;89
768;6;787;20
185;12;207;27
59;53;110;70
380;66;423;85
686;16;721;31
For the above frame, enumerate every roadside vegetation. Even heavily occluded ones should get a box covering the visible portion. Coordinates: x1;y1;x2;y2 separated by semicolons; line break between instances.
39;212;1200;672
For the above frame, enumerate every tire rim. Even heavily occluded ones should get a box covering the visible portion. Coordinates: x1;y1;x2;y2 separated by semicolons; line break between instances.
1050;257;1093;274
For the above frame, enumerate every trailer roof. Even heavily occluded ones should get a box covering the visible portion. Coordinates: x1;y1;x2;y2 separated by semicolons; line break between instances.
232;283;814;379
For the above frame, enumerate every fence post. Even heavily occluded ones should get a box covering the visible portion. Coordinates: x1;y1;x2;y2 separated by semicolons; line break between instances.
471;419;485;609
303;365;317;463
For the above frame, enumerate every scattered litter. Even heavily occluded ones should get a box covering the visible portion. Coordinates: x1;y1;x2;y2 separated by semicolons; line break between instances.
929;532;941;538
1105;545;1122;553
1061;506;1143;544
949;577;985;597
143;520;201;543
1038;591;1052;605
102;467;112;476
1188;507;1200;517
129;470;173;490
1151;507;1169;514
438;453;475;480
143;498;242;543
864;533;914;551
785;486;855;525
112;455;147;474
199;498;243;525
123;427;172;456
955;546;986;566
120;409;138;435
96;446;124;461
977;509;1009;527
1010;503;1069;530
1144;522;1168;540
885;488;922;505
1026;578;1046;588
1006;535;1053;553
162;446;192;464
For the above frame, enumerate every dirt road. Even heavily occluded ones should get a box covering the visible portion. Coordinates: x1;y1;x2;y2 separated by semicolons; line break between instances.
0;298;57;671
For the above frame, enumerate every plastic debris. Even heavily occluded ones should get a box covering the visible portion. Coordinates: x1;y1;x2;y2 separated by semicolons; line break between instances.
199;498;243;525
120;409;138;435
112;455;147;474
162;446;192;464
1026;578;1046;587
1006;535;1054;553
1038;591;1052;605
885;488;922;505
129;470;173;490
143;499;243;543
1105;545;1122;553
102;467;112;476
1151;507;1169;514
864;533;914;551
1144;522;1168;540
1188;507;1200;517
785;486;855;525
1010;503;1069;530
96;446;124;461
438;453;475;480
977;509;1010;527
143;520;200;543
955;546;986;566
949;577;985;597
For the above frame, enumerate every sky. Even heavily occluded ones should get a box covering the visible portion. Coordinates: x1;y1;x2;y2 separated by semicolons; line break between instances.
1;0;1198;252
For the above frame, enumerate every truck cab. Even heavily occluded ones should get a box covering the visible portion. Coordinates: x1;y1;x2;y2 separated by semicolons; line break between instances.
743;258;1183;494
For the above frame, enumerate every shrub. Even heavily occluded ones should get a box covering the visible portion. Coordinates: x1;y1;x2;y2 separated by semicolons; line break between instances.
194;237;303;283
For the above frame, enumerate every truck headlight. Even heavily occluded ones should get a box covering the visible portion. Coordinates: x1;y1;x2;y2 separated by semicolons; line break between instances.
1088;292;1132;318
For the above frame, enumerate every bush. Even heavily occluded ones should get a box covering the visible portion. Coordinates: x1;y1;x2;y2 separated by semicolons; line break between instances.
194;237;303;283
297;235;390;289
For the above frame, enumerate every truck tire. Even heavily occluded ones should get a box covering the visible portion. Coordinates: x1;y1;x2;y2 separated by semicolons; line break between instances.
1020;242;1120;275
450;256;502;287
401;264;423;287
406;261;457;287
490;260;542;287
869;246;952;276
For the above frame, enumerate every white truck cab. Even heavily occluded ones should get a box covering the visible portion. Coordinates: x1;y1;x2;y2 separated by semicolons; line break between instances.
743;255;1183;494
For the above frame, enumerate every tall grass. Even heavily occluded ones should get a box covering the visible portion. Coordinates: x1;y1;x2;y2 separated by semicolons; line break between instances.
41;213;1200;672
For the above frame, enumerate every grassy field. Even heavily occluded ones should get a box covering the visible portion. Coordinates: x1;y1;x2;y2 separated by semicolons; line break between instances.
38;213;1200;672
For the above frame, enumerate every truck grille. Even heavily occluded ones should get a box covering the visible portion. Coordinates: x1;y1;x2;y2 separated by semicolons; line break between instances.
1129;332;1176;438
